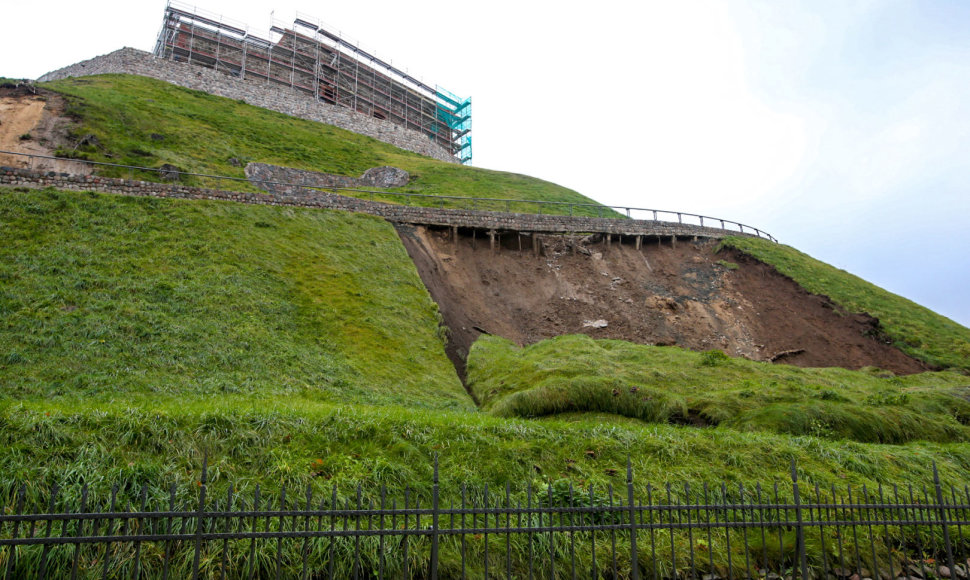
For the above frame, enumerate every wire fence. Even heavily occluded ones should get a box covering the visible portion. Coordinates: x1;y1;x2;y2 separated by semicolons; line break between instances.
2;458;968;579
0;149;777;242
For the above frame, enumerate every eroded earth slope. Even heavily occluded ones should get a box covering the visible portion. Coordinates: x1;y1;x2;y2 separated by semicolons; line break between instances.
397;225;926;377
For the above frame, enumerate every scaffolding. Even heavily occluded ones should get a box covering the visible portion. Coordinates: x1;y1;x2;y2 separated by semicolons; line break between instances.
153;1;472;164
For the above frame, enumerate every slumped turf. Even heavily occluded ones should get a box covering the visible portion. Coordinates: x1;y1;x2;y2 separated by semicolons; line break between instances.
467;334;970;444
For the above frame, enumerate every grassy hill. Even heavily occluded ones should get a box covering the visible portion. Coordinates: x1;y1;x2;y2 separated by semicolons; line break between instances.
3;184;969;494
2;72;970;512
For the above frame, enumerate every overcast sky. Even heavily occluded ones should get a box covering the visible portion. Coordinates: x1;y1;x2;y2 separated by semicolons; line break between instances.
3;1;968;327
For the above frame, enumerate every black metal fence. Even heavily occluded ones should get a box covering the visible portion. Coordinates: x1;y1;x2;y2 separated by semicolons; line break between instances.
2;458;968;579
0;149;778;242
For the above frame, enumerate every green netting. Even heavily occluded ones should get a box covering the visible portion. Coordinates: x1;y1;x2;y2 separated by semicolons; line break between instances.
436;86;472;164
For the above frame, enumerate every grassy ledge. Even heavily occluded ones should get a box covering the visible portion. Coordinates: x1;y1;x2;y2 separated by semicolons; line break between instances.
720;236;970;371
467;334;970;444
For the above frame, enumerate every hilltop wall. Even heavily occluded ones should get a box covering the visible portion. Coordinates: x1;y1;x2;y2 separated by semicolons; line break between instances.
38;48;457;164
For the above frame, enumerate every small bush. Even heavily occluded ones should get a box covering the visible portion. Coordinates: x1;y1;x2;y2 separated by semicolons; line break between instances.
541;478;613;524
700;349;730;367
19;133;32;141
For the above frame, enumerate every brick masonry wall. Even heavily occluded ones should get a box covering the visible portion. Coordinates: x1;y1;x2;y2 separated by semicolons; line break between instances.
38;48;457;164
0;167;762;241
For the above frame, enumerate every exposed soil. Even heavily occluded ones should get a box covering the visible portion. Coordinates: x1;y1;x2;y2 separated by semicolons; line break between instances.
396;225;927;379
0;85;90;173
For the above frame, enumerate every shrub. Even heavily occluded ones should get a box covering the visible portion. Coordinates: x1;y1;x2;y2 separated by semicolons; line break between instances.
700;350;731;367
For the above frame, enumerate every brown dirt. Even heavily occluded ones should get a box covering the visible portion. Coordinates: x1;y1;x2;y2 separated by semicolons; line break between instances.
396;225;927;378
0;85;90;174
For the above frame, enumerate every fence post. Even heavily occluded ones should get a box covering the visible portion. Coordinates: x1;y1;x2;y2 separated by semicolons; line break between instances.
192;454;209;580
37;484;60;580
791;460;809;580
430;454;440;580
933;462;956;574
627;457;640;580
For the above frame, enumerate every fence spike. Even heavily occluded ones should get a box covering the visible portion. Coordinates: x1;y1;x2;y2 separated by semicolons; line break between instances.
37;483;59;580
627;465;640;580
430;454;440;580
933;462;957;573
69;483;89;580
791;459;809;580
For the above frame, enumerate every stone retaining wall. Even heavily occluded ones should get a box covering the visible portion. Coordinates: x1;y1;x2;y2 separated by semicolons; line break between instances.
245;163;409;193
38;48;457;164
0;167;757;240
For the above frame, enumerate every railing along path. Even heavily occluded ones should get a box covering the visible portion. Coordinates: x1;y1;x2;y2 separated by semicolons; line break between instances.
0;150;777;242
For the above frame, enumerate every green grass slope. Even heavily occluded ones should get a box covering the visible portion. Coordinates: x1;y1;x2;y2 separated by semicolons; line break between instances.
1;71;968;577
466;334;970;444
0;187;469;410
39;75;611;214
5;394;970;506
0;71;966;496
721;236;970;371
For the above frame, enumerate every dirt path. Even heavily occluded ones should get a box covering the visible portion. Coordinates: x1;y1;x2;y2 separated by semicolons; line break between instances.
397;225;927;377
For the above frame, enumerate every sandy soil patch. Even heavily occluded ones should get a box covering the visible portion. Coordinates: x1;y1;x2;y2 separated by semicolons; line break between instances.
0;86;91;174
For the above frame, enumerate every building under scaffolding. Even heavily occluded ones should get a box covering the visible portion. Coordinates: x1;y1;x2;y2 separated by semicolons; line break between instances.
154;2;472;164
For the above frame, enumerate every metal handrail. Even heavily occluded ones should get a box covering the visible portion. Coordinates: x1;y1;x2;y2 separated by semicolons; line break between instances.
0;150;777;241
